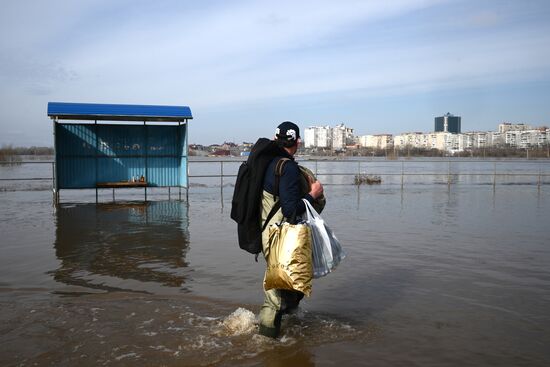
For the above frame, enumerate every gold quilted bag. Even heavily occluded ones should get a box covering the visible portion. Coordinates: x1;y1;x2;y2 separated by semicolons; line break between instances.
263;222;313;296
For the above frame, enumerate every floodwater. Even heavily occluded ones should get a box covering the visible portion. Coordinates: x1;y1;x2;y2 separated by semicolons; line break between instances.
1;158;550;366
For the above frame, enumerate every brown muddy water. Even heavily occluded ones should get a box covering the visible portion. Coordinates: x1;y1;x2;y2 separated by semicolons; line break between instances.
1;160;550;366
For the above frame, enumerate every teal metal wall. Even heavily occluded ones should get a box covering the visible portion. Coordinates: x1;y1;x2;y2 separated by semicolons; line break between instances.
55;123;187;189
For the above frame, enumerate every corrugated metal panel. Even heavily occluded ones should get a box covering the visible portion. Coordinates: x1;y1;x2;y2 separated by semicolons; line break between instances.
97;157;146;183
97;125;146;156
56;157;96;188
147;126;178;156
48;102;192;121
56;123;188;189
179;159;188;188
147;157;179;186
56;124;97;156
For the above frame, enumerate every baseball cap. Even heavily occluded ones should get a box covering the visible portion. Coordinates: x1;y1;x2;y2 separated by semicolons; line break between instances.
275;121;300;142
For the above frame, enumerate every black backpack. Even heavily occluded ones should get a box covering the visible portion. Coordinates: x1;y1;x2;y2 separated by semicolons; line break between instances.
231;138;287;255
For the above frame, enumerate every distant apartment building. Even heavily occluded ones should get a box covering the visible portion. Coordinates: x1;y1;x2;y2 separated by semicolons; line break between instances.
332;128;345;150
303;127;315;148
306;120;547;154
303;127;316;148
435;113;461;134
460;132;490;149
394;132;460;152
503;128;548;148
304;123;355;150
427;132;460;151
537;128;549;146
393;125;547;153
393;132;425;149
486;132;506;147
498;123;533;133
431;132;451;151
304;125;332;149
359;134;394;149
332;124;354;150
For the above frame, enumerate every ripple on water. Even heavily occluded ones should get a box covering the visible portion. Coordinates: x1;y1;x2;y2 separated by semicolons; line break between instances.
0;293;375;366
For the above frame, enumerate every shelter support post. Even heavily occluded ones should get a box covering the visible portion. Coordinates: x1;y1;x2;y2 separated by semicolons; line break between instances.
144;121;148;201
52;119;59;205
538;164;542;191
493;162;497;190
220;161;224;190
95;120;98;203
401;162;405;191
220;161;224;208
447;161;451;188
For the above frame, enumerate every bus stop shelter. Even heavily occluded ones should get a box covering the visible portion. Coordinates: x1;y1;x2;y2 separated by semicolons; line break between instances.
47;102;193;203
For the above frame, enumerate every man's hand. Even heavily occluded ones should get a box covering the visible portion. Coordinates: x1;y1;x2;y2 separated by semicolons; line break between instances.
308;176;324;199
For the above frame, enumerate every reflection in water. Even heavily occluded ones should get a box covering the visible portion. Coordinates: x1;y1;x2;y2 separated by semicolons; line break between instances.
51;201;190;293
261;346;315;367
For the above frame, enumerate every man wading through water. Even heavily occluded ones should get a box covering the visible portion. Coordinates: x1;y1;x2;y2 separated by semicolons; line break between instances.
258;121;324;338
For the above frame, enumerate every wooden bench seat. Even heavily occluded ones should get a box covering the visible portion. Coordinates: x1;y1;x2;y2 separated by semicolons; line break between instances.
96;181;147;188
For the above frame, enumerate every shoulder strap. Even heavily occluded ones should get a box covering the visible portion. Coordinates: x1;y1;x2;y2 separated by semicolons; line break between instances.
261;201;281;232
263;157;288;230
255;158;290;262
260;157;290;233
273;158;290;197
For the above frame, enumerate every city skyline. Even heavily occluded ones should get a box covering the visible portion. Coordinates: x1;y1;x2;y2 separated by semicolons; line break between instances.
200;120;547;148
1;0;550;146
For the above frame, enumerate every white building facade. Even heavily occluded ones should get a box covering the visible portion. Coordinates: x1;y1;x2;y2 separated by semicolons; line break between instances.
303;126;332;149
332;124;354;150
498;123;533;134
503;129;548;148
306;122;548;153
393;127;548;153
393;132;426;149
305;124;355;150
359;134;394;149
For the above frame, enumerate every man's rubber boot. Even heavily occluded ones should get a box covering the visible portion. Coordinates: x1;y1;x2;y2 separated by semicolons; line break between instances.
258;312;282;338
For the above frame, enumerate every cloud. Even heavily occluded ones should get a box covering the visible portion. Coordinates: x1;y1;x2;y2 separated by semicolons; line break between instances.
0;1;449;104
42;0;548;108
1;0;550;145
468;10;502;27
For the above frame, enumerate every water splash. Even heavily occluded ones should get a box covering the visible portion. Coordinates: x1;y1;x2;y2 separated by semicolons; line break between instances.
220;307;257;336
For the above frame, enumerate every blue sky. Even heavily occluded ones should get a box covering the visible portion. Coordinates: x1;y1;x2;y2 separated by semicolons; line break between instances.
1;0;549;146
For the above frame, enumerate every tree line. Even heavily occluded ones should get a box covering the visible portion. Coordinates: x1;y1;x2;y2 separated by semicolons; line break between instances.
0;145;54;162
302;146;550;158
2;144;549;160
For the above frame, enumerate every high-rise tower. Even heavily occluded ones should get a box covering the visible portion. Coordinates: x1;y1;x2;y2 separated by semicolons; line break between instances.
435;113;461;133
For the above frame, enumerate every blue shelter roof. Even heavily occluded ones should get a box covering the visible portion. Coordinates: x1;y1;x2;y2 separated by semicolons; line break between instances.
48;102;192;122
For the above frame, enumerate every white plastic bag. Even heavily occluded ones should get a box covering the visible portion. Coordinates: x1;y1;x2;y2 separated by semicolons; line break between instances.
303;199;345;278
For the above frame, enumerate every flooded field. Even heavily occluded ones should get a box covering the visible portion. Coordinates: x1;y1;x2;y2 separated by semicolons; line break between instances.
1;159;550;366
